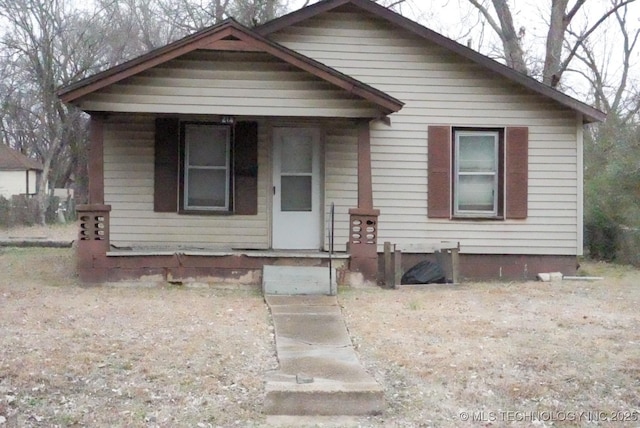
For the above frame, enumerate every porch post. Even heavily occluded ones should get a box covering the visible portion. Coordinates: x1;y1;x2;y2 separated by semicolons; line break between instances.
348;120;380;282
77;114;111;283
88;114;105;204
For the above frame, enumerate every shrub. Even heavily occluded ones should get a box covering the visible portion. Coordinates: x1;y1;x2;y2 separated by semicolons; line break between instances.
0;194;62;227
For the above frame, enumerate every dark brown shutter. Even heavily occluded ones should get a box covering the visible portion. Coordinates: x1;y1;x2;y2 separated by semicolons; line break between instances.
154;118;180;212
233;121;258;215
505;126;528;219
428;126;451;218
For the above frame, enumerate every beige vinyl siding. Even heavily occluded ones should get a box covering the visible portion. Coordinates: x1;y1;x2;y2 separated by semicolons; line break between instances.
78;51;381;118
324;125;358;252
104;114;270;249
271;9;582;256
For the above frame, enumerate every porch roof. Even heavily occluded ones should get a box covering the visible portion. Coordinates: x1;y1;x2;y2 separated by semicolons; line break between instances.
57;19;403;117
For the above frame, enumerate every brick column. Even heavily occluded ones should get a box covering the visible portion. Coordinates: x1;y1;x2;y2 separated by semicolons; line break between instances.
76;204;111;283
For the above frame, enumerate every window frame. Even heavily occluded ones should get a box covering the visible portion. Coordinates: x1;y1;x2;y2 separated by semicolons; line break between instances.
181;122;232;213
452;127;505;219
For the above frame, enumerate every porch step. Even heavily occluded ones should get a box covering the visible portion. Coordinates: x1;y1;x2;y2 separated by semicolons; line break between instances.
262;266;337;296
264;296;384;416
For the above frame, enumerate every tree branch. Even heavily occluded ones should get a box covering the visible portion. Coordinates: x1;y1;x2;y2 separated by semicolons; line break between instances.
467;0;503;38
558;0;637;83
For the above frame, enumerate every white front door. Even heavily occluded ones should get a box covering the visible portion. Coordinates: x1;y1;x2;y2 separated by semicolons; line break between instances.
272;127;321;250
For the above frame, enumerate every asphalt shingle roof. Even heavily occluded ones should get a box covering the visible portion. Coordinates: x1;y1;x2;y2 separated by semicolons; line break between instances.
0;144;43;171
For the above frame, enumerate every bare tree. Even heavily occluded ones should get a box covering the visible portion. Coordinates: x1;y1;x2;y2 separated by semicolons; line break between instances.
466;0;637;87
0;0;117;222
570;3;640;122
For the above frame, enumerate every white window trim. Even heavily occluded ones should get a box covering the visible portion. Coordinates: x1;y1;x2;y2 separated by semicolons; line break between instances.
184;124;231;211
454;130;500;217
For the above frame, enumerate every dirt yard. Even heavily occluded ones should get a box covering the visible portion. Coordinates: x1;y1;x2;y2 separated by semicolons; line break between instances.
0;241;638;427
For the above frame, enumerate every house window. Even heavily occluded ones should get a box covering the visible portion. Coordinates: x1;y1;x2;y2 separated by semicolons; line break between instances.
453;129;504;218
183;123;231;211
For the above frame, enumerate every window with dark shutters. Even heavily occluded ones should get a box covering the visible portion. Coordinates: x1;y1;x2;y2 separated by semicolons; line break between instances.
427;125;528;220
153;118;258;215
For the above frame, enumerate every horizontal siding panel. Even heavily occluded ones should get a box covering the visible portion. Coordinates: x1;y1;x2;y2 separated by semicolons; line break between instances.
110;235;268;245
529;193;577;202
126;76;335;91
529;178;577;187
105;194;154;203
378;229;576;241
108;84;355;101
85;93;374;109
105;186;150;196
529;163;577;172
529;186;579;195
373;175;427;185
105;163;154;173
143;67;314;82
110;224;267;235
107;178;153;188
529;171;576;180
82;102;380;117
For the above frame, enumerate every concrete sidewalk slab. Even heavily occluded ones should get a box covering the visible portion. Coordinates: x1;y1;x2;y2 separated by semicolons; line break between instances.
264;295;383;416
262;266;337;295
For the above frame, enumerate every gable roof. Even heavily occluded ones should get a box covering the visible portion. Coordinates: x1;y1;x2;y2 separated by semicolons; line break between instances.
0;144;43;171
58;18;403;115
257;0;605;123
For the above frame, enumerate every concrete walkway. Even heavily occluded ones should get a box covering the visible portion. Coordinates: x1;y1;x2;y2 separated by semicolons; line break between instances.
264;295;383;416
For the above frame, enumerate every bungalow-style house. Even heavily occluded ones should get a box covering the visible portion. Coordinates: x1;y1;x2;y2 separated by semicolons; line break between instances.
0;144;43;199
58;0;605;284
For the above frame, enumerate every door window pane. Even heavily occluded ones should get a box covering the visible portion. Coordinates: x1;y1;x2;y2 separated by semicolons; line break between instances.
281;176;312;211
281;135;313;173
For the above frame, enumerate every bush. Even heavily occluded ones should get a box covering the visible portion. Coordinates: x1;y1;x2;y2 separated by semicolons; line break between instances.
0;194;63;228
45;196;60;224
584;210;619;262
0;196;10;229
618;227;640;267
8;195;39;226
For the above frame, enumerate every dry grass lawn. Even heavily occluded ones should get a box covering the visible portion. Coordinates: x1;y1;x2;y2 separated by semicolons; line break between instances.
0;243;638;427
341;263;640;427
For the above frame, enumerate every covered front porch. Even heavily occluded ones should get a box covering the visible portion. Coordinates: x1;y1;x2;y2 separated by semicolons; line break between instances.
75;114;382;285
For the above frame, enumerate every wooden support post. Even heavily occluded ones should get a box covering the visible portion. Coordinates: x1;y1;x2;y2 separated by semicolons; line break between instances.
384;241;393;288
451;246;460;284
393;248;402;288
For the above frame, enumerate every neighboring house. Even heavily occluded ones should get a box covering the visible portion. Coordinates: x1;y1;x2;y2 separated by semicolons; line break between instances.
58;0;605;284
0;144;43;199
